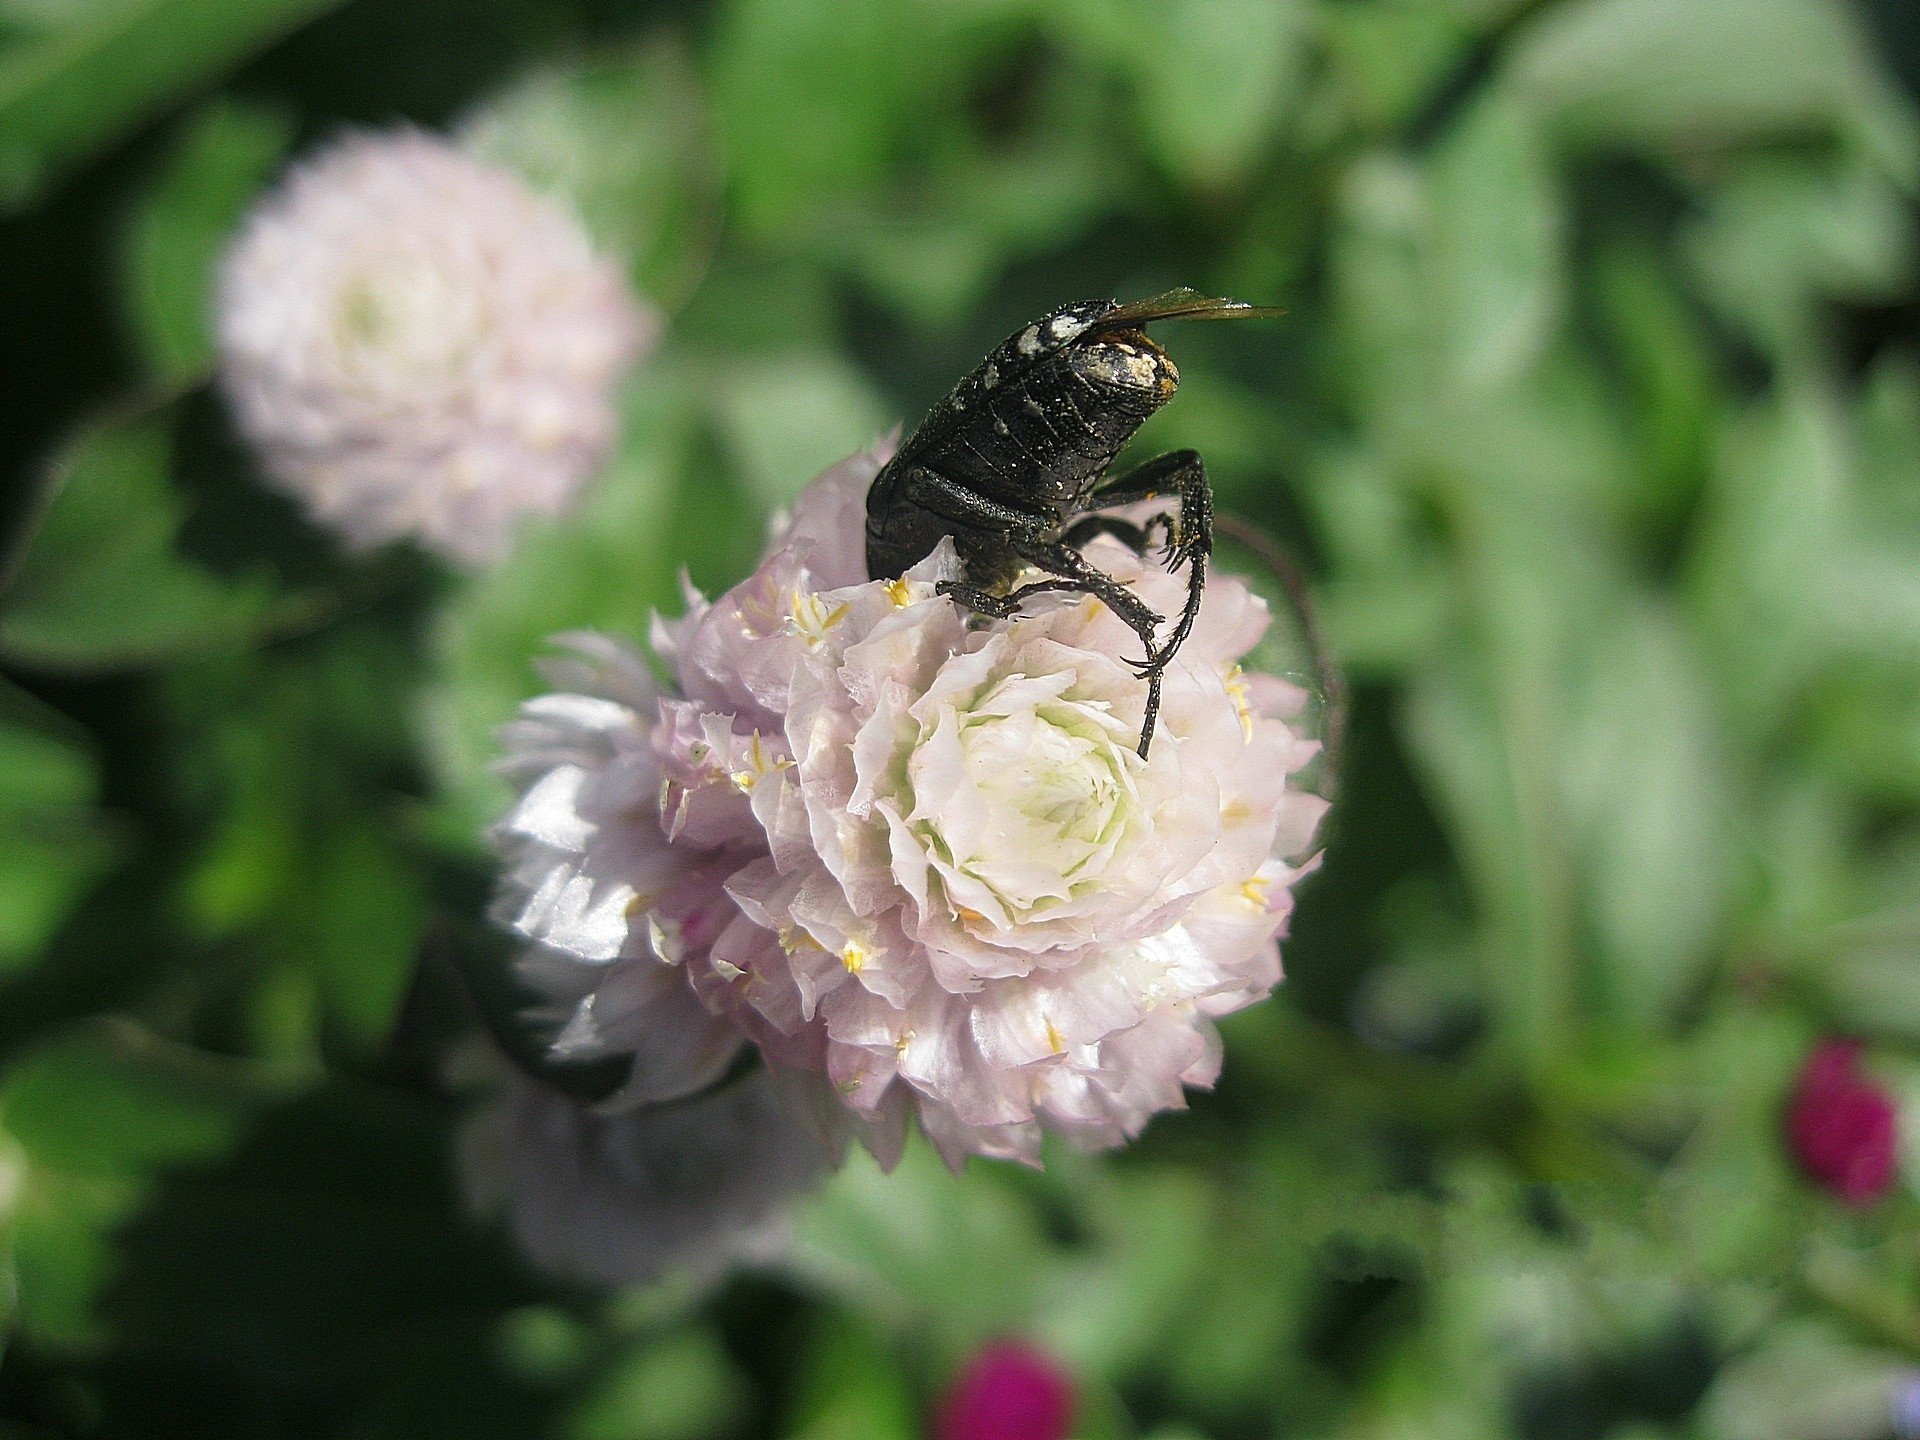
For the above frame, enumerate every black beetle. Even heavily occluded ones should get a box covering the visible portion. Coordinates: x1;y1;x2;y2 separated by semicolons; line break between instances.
864;288;1279;756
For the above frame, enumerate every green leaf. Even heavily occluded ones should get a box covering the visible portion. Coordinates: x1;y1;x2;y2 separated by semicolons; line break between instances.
300;818;428;1052
566;1329;749;1440
0;0;344;210
0;395;292;671
818;127;1121;329
1399;484;1621;1073
1319;1;1479;136
710;351;893;513
709;0;1029;238
1035;1162;1216;1377
1560;604;1730;1028
461;36;719;310
785;1315;917;1440
1684;154;1918;360
1426;88;1562;398
1592;240;1718;530
1504;0;1894;155
787;1140;1052;1349
1051;0;1308;190
1328;91;1563;428
0;1024;293;1349
120;96;295;383
1403;648;1576;1076
0;683;120;975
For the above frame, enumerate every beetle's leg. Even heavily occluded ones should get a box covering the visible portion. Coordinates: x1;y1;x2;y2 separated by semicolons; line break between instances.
1000;535;1164;652
897;467;1048;536
1081;450;1211;677
1000;533;1171;756
898;466;1172;755
1057;514;1171;556
1084;449;1212;567
935;537;1169;756
933;580;1024;619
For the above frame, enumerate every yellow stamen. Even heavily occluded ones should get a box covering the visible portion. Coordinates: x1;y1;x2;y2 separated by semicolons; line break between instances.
1239;875;1271;910
728;730;792;793
777;924;822;955
840;938;870;974
1223;664;1254;740
1045;1018;1065;1055
623;891;655;918
788;589;851;647
883;577;916;607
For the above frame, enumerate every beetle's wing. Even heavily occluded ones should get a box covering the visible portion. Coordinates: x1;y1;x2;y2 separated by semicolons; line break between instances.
1094;288;1284;329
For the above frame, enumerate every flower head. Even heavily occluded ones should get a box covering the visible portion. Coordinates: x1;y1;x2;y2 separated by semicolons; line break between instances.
494;443;1326;1169
1786;1038;1899;1206
1893;1370;1920;1440
218;129;653;565
935;1341;1075;1440
458;1063;831;1289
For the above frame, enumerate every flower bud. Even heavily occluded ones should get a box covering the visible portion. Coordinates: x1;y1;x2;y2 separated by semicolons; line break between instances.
935;1341;1075;1440
1786;1038;1899;1206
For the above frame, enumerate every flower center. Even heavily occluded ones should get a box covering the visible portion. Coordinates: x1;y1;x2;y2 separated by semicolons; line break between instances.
915;700;1134;918
330;251;483;387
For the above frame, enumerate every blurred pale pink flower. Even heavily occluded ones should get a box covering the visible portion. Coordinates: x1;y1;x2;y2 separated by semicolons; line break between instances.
1893;1370;1920;1439
1786;1038;1899;1206
494;443;1326;1169
935;1341;1075;1440
217;130;653;566
458;1062;831;1289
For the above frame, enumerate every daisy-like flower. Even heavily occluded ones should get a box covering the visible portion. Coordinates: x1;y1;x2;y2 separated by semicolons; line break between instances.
217;129;653;566
494;443;1327;1169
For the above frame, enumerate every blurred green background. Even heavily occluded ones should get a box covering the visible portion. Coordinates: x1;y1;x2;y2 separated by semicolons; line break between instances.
3;0;1920;1436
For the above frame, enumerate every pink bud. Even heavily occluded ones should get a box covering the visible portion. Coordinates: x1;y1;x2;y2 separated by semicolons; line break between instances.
935;1341;1075;1440
1786;1039;1900;1206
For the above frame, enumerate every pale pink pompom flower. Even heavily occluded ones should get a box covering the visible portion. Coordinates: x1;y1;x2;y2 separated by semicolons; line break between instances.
217;130;655;566
494;442;1328;1170
457;1060;832;1289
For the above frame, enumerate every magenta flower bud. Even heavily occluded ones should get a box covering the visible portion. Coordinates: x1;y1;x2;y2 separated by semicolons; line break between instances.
935;1341;1075;1440
1786;1038;1899;1206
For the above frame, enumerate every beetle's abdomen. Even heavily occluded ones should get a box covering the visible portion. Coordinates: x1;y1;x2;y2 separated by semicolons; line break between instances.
1068;329;1179;400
